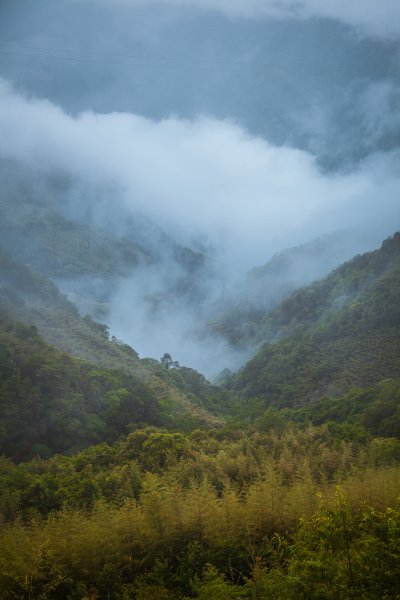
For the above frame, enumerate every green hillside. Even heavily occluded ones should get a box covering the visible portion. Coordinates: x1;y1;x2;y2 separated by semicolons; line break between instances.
206;232;372;349
1;400;400;598
0;311;163;461
0;250;222;429
253;378;400;440
229;233;400;407
0;234;400;598
0;193;209;322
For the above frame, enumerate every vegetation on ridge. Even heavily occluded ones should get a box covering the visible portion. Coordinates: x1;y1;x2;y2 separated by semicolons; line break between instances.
228;233;400;407
0;250;222;429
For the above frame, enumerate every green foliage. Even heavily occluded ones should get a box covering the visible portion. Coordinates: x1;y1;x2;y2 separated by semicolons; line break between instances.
0;249;222;430
1;229;400;598
1;418;400;597
231;234;400;407
249;379;400;444
192;565;247;599
167;366;240;416
281;494;400;599
0;314;162;460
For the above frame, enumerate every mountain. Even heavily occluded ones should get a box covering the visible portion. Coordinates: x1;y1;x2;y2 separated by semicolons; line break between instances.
0;309;163;460
0;250;222;430
1;227;400;598
205;231;376;350
0;195;151;279
289;378;400;439
229;232;400;407
0;179;209;321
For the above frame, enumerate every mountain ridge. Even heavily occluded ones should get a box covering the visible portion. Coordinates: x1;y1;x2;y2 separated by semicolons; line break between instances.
0;249;222;429
228;232;400;407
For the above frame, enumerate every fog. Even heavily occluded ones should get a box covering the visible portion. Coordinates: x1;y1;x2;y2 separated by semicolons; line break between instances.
0;0;399;374
0;79;398;268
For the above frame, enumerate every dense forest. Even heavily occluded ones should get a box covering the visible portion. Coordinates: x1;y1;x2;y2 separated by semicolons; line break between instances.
229;233;400;407
0;233;399;598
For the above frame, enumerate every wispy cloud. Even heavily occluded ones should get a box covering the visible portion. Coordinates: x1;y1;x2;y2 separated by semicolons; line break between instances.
0;77;398;270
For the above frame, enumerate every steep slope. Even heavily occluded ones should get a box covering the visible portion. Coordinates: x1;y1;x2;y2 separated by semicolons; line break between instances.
288;378;400;439
0;158;206;283
0;311;163;460
0;251;221;428
0;196;151;279
206;232;375;349
0;192;208;321
230;233;400;407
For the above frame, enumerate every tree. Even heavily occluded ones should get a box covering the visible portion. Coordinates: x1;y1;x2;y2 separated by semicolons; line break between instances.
160;353;180;370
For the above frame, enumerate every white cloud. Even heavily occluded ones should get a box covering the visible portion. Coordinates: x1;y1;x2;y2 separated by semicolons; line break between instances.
0;77;398;272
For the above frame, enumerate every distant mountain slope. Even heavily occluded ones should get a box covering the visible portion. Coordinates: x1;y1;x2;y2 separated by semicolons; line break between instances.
229;233;400;407
206;232;374;349
0;250;221;428
0;197;151;279
0;153;211;316
0;157;206;284
0;193;209;320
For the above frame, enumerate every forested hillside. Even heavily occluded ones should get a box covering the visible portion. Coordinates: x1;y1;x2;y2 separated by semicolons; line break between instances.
0;184;206;281
1;404;400;598
0;250;222;429
0;310;163;460
0;234;399;598
207;232;372;349
0;195;151;279
0;190;209;323
229;233;400;407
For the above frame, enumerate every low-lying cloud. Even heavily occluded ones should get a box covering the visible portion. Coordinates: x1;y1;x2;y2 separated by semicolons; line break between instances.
1;77;398;272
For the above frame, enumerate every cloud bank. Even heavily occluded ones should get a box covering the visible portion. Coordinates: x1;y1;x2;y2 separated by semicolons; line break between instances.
1;77;398;272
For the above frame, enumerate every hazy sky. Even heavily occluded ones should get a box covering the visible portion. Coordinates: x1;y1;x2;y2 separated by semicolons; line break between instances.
79;0;400;37
1;0;399;167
